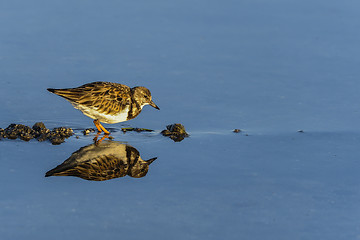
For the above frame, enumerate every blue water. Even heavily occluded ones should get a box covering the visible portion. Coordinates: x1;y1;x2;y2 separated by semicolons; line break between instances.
1;0;360;239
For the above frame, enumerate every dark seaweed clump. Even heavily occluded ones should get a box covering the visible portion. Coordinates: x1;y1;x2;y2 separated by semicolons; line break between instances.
161;123;189;142
121;127;154;133
0;122;73;145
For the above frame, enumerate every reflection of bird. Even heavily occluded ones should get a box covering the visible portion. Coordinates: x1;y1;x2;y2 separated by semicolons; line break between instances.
47;82;160;134
45;141;157;181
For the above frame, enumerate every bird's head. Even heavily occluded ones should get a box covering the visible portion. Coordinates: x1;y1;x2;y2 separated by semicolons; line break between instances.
132;86;160;110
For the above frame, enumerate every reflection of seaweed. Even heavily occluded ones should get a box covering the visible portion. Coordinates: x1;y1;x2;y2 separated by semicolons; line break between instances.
45;141;157;181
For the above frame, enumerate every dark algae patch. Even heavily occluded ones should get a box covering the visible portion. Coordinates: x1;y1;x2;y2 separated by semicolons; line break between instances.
161;123;189;142
121;127;154;133
0;122;73;145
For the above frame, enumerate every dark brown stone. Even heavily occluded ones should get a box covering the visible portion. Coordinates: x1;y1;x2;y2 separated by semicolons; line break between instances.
161;123;189;142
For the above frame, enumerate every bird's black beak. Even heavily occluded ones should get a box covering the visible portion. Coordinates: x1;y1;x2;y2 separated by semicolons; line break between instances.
146;157;157;165
149;100;160;110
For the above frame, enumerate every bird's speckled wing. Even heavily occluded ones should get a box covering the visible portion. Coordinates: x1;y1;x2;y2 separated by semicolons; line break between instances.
45;142;153;181
46;154;128;181
48;82;131;115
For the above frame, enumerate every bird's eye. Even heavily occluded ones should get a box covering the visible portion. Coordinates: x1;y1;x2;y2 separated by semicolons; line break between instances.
144;95;148;99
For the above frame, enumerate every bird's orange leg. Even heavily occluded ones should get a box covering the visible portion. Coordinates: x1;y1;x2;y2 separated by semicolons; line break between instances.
98;122;110;135
93;119;110;134
93;120;103;133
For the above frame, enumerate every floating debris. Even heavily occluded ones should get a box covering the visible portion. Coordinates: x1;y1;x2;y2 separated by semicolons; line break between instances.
161;123;189;142
297;130;304;133
233;129;241;133
0;122;73;145
121;127;154;133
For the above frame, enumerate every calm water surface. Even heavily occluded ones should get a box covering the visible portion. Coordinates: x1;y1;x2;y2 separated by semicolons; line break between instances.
1;1;360;240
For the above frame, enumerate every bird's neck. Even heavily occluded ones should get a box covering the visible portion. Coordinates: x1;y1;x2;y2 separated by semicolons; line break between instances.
126;101;144;120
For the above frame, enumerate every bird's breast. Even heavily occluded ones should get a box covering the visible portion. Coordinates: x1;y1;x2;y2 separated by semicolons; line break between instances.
97;106;131;123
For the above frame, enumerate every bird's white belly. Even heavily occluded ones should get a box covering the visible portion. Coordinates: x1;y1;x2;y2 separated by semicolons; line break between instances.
72;103;129;124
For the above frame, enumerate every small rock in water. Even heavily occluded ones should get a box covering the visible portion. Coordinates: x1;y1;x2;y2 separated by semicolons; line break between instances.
161;123;189;142
32;122;46;132
32;122;50;139
20;133;33;141
83;128;96;135
49;136;65;145
52;127;74;138
37;133;48;142
48;127;73;145
3;124;35;140
7;132;18;139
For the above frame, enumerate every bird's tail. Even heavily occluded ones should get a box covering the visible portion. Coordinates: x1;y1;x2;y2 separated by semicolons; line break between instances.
47;88;56;93
47;88;82;102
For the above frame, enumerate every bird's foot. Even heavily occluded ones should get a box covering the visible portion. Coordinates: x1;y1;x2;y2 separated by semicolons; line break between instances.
93;120;110;134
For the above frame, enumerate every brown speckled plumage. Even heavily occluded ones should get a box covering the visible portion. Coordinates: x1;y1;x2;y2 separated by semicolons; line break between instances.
45;141;157;181
47;82;159;133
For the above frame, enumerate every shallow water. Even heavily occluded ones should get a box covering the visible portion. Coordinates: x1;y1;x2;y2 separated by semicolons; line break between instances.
1;0;360;240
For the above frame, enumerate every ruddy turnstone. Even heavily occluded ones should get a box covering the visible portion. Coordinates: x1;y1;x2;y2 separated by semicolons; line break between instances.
45;141;157;181
47;82;159;134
